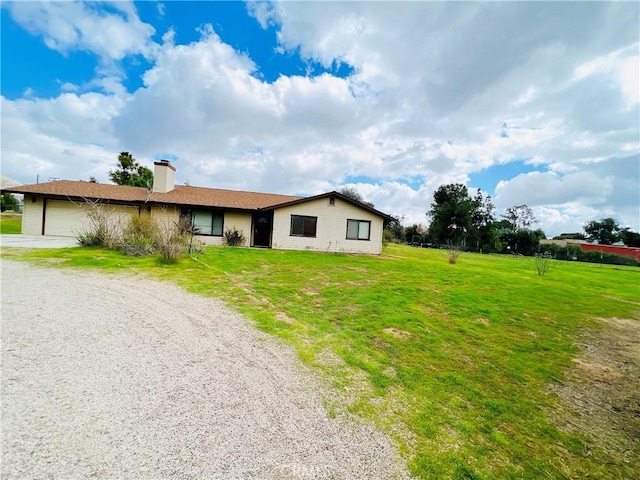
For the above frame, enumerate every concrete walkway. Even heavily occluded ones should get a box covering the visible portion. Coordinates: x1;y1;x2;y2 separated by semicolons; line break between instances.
0;234;79;248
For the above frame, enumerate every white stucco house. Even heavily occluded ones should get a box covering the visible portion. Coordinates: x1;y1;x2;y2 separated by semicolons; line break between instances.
2;161;394;254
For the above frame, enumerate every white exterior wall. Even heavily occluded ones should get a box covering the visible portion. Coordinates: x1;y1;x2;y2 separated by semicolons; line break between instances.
271;197;385;254
22;197;44;235
44;200;138;237
150;205;179;228
194;211;252;246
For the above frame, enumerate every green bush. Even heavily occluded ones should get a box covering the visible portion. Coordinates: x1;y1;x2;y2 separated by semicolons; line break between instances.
382;229;393;246
120;234;156;256
223;227;245;246
120;215;160;256
77;228;109;247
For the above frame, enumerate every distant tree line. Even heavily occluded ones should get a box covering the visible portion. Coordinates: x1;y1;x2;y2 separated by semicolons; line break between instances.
382;184;640;255
383;183;544;255
549;217;639;247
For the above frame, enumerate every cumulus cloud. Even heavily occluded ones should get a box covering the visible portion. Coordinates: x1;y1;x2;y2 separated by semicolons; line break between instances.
2;1;638;236
6;0;157;61
494;171;613;207
1;91;124;183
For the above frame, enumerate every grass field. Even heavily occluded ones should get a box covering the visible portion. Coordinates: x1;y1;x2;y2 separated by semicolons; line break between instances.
2;243;638;479
0;213;21;234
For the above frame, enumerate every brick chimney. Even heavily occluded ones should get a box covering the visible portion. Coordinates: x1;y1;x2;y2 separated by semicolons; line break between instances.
153;160;176;193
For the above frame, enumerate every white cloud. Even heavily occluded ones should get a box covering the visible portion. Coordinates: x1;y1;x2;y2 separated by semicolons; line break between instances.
1;90;126;184
494;171;613;208
513;87;536;107
574;43;639;107
2;2;639;237
6;1;157;61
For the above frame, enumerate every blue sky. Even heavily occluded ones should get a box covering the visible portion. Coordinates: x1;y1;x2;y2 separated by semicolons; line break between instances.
1;1;638;236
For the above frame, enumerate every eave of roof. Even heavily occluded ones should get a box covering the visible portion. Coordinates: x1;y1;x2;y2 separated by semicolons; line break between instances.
2;182;395;220
264;190;396;221
2;181;302;211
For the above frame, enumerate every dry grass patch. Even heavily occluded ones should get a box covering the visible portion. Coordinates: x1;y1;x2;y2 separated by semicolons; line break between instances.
383;327;411;340
549;316;640;477
275;312;297;324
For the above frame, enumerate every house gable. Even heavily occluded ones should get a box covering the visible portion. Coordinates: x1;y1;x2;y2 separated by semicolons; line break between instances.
271;195;386;254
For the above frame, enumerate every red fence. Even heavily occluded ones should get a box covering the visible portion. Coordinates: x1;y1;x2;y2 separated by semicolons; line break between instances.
575;243;640;262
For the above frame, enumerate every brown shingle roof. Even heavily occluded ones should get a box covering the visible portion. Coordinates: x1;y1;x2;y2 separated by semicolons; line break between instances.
3;180;302;211
160;185;302;209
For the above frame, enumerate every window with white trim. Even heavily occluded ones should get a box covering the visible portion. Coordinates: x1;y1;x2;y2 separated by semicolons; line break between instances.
290;215;317;237
346;219;371;240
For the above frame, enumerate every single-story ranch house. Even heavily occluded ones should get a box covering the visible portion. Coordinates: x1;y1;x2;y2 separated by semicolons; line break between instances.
2;161;394;254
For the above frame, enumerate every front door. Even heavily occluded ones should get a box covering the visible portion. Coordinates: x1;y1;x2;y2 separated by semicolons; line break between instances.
252;212;272;247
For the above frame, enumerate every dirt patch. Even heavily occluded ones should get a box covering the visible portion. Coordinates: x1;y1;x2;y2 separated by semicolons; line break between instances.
383;327;411;340
275;312;296;324
476;317;490;326
371;337;390;350
46;258;68;264
549;316;640;475
602;295;640;306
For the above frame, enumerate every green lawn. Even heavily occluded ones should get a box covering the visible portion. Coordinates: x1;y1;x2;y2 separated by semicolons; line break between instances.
2;244;638;479
0;213;22;234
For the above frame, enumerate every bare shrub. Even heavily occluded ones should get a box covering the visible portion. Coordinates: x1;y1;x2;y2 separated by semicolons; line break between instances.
223;227;246;246
75;199;121;248
156;208;189;263
535;253;551;276
447;242;462;264
75;202;196;262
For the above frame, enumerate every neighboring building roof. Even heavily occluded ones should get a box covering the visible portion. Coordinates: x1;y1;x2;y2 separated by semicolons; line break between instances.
1;175;22;190
2;180;302;210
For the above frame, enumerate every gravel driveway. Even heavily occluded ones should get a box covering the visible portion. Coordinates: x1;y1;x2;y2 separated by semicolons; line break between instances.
1;260;411;479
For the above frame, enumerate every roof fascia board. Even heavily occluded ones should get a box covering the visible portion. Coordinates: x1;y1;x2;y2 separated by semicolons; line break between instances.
264;190;396;221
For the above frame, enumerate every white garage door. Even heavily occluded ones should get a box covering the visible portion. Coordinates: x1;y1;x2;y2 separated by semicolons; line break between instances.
44;200;138;237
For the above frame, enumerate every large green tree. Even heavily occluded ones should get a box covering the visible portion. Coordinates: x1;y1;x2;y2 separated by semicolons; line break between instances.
620;228;640;247
427;184;482;245
405;224;425;244
469;189;496;251
502;204;536;232
384;215;406;243
109;152;154;188
583;217;621;245
1;192;19;212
